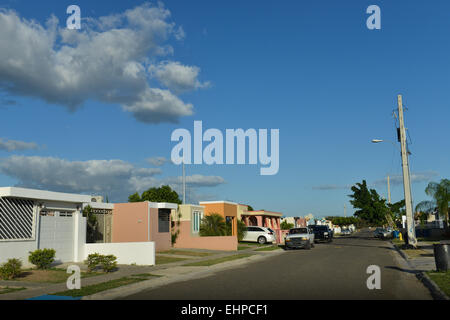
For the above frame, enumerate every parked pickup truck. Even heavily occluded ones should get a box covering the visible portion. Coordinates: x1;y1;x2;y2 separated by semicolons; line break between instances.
284;227;315;250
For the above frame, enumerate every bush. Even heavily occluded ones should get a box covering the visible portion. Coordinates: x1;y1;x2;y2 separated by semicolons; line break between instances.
101;255;117;273
28;249;55;269
84;253;117;273
85;253;103;272
0;259;22;280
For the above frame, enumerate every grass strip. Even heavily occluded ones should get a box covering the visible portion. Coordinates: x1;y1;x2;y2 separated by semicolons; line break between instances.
0;287;26;295
426;271;450;297
253;246;281;252
183;254;253;267
156;256;188;265
159;250;214;257
51;276;149;297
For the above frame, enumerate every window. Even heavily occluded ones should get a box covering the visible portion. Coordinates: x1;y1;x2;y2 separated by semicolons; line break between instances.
192;211;203;233
158;209;170;233
0;197;35;241
59;211;73;217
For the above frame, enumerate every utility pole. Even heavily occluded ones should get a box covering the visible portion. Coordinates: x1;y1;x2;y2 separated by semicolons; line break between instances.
182;161;186;204
397;95;417;248
387;175;391;204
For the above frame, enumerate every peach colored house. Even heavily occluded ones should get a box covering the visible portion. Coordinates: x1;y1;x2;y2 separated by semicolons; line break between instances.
112;201;178;252
199;201;239;236
171;204;237;251
242;210;283;243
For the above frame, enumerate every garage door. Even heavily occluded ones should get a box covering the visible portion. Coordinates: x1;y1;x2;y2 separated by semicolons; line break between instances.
38;215;74;262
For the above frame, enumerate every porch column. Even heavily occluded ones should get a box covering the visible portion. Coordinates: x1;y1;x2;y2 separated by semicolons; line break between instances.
256;216;263;227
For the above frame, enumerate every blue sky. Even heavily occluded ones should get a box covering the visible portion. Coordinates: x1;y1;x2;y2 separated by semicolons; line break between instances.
0;0;449;218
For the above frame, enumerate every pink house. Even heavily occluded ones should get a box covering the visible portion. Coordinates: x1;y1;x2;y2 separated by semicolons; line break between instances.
241;210;283;243
112;201;178;252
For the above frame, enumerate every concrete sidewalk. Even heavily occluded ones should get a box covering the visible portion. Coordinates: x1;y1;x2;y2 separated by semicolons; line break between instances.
391;240;449;300
0;245;283;300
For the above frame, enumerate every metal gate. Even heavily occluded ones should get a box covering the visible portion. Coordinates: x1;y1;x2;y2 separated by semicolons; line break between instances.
38;215;74;262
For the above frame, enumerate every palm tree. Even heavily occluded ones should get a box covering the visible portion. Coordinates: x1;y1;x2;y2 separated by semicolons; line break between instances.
415;179;450;226
199;213;227;236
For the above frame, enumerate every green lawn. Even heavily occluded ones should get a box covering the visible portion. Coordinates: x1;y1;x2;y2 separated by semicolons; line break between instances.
51;276;151;297
238;245;251;250
12;268;101;284
159;250;214;257
183;254;253;267
426;271;450;297
0;286;26;295
156;256;188;265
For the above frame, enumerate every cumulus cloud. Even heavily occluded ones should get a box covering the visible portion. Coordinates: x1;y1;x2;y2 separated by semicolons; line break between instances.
0;155;224;202
150;61;210;93
147;156;170;166
0;138;39;151
0;3;208;123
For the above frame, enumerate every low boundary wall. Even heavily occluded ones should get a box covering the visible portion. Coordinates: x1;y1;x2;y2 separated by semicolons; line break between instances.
84;242;155;266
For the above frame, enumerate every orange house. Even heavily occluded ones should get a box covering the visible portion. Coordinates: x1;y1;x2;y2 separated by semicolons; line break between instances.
198;201;239;236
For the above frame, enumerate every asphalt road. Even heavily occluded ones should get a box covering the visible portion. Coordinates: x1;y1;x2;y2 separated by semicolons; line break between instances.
123;230;432;300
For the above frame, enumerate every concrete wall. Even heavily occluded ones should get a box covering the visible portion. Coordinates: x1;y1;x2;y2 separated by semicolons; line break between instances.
84;242;155;266
0;240;38;267
112;202;149;243
174;221;237;251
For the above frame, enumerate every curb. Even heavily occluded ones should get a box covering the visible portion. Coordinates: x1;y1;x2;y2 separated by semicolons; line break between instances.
390;241;449;301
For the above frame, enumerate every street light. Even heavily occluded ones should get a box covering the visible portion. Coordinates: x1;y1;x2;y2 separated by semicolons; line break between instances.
371;95;417;248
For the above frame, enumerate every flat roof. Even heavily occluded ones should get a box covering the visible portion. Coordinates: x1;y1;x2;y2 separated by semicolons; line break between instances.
0;187;92;203
199;200;238;206
244;210;283;217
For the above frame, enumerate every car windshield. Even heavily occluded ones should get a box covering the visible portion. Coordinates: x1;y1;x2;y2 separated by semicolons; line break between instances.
289;228;308;234
313;226;328;231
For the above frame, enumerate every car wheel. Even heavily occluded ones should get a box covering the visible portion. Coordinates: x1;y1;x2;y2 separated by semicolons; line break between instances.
258;236;267;244
311;242;315;248
284;245;290;250
305;242;311;250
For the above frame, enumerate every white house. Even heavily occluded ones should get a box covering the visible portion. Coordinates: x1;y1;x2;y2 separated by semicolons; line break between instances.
0;187;155;267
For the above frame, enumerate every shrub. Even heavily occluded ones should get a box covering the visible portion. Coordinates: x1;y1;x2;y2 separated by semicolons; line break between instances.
101;255;117;273
28;249;55;269
85;253;102;272
84;253;117;273
0;259;22;280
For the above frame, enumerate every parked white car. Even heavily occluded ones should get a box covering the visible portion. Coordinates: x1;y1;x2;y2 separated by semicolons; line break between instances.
242;226;277;244
284;227;315;250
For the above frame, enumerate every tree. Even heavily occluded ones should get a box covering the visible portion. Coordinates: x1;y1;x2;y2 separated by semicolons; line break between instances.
247;205;254;211
83;205;100;243
415;179;450;226
326;216;359;226
128;185;182;204
199;213;227;236
348;180;390;226
280;221;294;230
128;192;141;202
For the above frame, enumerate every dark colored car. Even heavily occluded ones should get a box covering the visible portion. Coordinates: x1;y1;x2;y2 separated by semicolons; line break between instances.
309;225;333;243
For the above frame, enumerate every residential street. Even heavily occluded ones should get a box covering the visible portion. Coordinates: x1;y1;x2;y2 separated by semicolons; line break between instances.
123;230;432;300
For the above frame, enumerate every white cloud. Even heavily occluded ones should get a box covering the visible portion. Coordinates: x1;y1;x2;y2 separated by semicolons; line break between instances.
163;174;226;187
0;155;224;202
150;61;210;93
0;3;207;123
147;156;170;166
0;138;39;151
